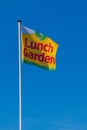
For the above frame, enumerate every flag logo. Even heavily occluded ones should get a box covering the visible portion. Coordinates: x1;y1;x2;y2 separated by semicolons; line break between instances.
35;31;47;40
22;25;59;70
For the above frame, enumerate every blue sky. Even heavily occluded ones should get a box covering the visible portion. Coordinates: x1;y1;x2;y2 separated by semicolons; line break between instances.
0;0;87;130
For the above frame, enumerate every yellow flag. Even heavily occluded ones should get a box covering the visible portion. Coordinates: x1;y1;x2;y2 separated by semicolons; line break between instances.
22;25;59;70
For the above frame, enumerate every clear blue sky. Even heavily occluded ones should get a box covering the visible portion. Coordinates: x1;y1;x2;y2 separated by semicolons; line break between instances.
0;0;87;130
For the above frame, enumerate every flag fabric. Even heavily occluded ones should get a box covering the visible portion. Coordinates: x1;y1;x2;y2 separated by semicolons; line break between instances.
22;25;59;70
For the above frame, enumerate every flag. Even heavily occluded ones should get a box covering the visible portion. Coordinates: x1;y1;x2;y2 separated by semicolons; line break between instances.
22;25;59;70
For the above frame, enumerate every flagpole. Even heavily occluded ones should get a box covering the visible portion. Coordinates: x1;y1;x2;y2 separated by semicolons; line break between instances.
17;20;22;130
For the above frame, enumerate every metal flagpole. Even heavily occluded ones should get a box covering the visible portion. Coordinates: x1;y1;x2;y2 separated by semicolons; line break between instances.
17;20;22;130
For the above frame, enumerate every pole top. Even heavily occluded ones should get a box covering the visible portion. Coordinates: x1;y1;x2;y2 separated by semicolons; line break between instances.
17;20;22;22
